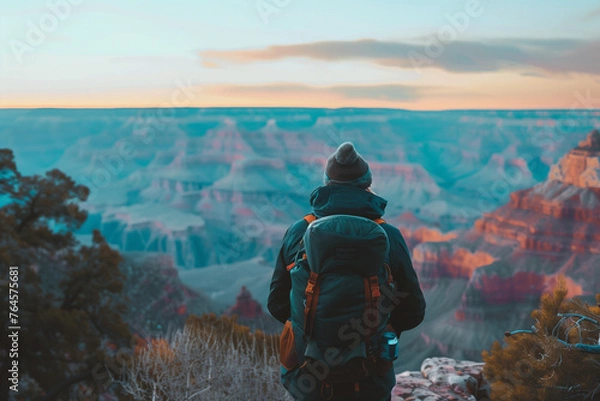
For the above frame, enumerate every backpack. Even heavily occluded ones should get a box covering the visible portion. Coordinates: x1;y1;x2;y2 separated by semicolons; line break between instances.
280;213;397;399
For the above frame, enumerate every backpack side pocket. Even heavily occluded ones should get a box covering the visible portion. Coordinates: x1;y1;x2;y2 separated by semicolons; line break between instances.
280;320;300;371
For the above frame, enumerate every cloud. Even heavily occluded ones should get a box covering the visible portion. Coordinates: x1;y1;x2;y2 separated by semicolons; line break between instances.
330;84;419;101
200;38;600;75
201;60;220;69
211;83;426;102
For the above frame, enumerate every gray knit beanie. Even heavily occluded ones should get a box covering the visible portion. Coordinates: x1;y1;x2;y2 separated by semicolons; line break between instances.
323;142;372;188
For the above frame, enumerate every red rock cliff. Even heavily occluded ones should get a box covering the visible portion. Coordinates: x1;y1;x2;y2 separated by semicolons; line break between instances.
414;130;600;321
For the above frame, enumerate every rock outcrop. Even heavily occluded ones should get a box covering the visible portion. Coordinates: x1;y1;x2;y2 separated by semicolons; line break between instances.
220;284;283;333
98;204;210;268
393;358;490;401
547;129;600;188
224;286;264;319
396;212;459;251
413;242;496;285
413;130;600;324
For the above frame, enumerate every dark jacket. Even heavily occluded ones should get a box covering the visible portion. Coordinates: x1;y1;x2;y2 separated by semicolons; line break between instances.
268;185;426;336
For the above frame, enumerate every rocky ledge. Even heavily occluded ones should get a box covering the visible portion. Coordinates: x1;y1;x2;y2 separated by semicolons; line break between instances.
393;358;490;401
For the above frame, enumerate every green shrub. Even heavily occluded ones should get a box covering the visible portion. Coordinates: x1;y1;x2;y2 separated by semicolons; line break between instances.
483;279;600;401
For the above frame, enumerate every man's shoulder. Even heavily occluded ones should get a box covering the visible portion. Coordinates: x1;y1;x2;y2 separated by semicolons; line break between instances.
380;222;410;249
284;216;312;239
280;217;311;255
379;221;403;237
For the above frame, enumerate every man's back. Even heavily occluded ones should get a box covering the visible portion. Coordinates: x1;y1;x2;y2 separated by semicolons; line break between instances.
269;184;426;336
268;143;426;401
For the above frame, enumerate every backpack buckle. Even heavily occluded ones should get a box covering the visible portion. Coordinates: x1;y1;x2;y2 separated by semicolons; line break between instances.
369;276;380;299
320;382;334;400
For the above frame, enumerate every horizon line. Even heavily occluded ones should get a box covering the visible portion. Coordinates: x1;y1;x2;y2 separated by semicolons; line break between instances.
1;106;600;112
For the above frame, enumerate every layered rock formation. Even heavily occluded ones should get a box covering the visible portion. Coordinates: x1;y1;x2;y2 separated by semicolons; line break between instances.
414;243;496;284
547;129;600;188
474;131;600;255
414;130;600;327
370;163;443;216
16;108;591;273
99;204;210;268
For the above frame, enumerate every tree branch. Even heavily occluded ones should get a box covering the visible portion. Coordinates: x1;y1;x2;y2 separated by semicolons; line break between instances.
16;192;40;233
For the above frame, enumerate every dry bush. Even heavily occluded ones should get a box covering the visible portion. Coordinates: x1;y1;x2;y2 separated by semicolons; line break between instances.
121;314;290;401
483;279;600;401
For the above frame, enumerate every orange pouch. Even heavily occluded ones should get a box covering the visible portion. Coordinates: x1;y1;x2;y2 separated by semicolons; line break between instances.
279;320;300;371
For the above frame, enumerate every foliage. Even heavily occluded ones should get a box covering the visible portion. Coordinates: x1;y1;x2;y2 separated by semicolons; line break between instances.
0;149;131;400
122;313;289;400
483;278;600;401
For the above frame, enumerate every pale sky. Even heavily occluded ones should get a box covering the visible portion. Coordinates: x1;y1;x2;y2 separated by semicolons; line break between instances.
1;0;600;109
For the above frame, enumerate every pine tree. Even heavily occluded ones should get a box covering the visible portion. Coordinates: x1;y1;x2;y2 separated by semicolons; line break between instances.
0;149;131;400
482;278;600;401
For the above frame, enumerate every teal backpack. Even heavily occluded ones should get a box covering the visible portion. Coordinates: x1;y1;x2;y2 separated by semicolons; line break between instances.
280;214;397;400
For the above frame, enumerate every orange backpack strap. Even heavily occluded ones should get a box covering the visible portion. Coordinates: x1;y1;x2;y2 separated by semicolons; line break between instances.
369;275;381;300
305;214;381;224
304;214;317;224
303;272;320;338
286;216;314;272
384;263;394;285
286;253;306;272
364;275;381;344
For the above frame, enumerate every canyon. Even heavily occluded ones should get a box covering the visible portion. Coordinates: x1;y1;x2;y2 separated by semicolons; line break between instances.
407;131;600;366
2;108;599;370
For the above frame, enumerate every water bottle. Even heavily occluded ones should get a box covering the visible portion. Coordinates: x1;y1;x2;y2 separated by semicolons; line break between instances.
380;332;399;361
